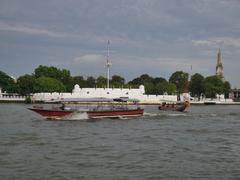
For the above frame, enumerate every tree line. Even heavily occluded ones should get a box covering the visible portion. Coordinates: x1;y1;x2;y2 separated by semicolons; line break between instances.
0;65;231;98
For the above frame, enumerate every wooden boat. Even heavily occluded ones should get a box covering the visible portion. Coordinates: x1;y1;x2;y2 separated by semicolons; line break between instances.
158;101;190;112
28;98;144;120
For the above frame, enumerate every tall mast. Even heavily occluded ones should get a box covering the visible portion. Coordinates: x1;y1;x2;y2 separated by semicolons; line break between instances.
106;40;111;89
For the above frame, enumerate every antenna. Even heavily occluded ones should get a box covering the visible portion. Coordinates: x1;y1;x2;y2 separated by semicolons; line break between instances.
106;40;111;89
189;64;192;81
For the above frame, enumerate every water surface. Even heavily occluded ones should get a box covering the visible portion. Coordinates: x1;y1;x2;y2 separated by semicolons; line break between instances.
0;104;240;179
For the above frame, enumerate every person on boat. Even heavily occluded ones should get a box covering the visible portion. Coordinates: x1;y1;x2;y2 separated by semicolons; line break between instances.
184;101;190;108
60;103;65;110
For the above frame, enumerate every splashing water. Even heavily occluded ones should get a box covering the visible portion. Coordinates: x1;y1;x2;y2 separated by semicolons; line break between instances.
144;112;159;117
166;113;188;117
65;112;89;120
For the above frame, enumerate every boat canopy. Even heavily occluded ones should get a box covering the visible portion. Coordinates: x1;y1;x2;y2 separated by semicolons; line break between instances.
45;97;113;103
45;97;140;103
113;98;140;103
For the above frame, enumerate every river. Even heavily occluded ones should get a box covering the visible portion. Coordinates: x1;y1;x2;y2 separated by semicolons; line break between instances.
0;104;240;179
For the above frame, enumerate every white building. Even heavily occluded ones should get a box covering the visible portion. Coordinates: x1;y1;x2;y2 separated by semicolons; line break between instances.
33;84;177;104
0;87;26;102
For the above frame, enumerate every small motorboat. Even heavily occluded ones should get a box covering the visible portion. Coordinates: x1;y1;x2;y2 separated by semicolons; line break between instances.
28;98;144;120
158;101;190;112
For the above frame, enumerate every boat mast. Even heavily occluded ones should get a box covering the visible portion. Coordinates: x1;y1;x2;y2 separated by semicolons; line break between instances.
106;40;111;89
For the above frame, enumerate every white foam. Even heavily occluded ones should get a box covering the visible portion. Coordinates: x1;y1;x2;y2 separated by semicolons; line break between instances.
166;113;188;117
144;112;158;117
65;112;89;120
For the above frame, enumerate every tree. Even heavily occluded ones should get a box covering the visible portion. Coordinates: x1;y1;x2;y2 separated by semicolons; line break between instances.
127;74;177;95
189;73;205;99
169;71;189;94
152;77;177;95
33;77;66;92
59;69;72;92
72;76;87;88
153;77;167;85
166;82;177;94
204;75;225;98
34;65;72;91
34;65;59;79
96;76;107;88
17;74;36;95
144;82;155;94
127;74;155;93
111;75;125;88
155;81;176;95
86;76;96;88
223;81;231;98
128;74;153;88
0;71;15;92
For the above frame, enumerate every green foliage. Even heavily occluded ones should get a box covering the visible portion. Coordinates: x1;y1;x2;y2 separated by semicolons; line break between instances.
189;73;205;98
128;74;153;88
72;76;87;88
0;65;232;98
166;83;177;94
5;83;19;93
25;96;32;104
155;81;176;95
144;82;155;94
35;65;60;79
0;71;15;91
34;65;72;91
153;77;167;85
96;76;107;88
128;74;154;94
169;71;189;94
111;75;125;88
223;81;231;98
33;77;66;92
17;74;36;95
128;74;176;95
204;75;225;98
86;76;96;88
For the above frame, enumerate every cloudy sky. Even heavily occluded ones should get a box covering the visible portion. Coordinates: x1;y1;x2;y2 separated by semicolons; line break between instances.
0;0;240;87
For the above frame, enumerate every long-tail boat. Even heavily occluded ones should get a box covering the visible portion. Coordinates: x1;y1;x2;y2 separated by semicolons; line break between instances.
28;98;144;120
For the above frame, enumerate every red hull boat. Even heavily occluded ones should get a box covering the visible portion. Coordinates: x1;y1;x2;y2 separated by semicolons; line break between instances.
28;98;144;120
28;107;144;119
28;107;75;119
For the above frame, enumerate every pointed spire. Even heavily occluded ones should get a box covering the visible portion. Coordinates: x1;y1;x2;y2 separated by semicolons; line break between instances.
216;48;224;81
217;48;222;65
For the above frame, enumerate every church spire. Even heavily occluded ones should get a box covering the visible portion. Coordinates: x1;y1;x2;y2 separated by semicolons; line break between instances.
216;48;224;81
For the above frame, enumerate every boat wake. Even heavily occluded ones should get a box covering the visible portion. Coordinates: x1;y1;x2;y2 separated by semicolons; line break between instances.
166;113;188;117
64;112;89;120
118;116;129;120
143;111;190;119
144;112;159;117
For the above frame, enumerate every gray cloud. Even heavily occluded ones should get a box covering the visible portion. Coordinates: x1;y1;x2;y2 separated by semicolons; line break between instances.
0;0;240;87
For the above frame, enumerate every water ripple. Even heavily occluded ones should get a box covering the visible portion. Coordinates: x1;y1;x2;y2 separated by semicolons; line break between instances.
0;104;240;179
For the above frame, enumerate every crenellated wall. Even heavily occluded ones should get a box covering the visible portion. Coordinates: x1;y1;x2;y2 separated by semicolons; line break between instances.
32;84;177;103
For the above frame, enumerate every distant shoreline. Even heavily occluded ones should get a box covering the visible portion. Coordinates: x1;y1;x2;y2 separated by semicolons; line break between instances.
1;101;240;105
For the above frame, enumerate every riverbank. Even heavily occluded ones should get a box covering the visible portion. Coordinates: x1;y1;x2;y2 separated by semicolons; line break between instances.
1;100;240;105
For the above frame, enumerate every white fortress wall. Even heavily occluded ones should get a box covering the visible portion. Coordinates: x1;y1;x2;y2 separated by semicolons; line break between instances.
32;84;177;103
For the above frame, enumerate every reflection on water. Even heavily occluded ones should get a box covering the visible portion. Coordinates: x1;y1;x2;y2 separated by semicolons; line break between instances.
0;104;240;179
